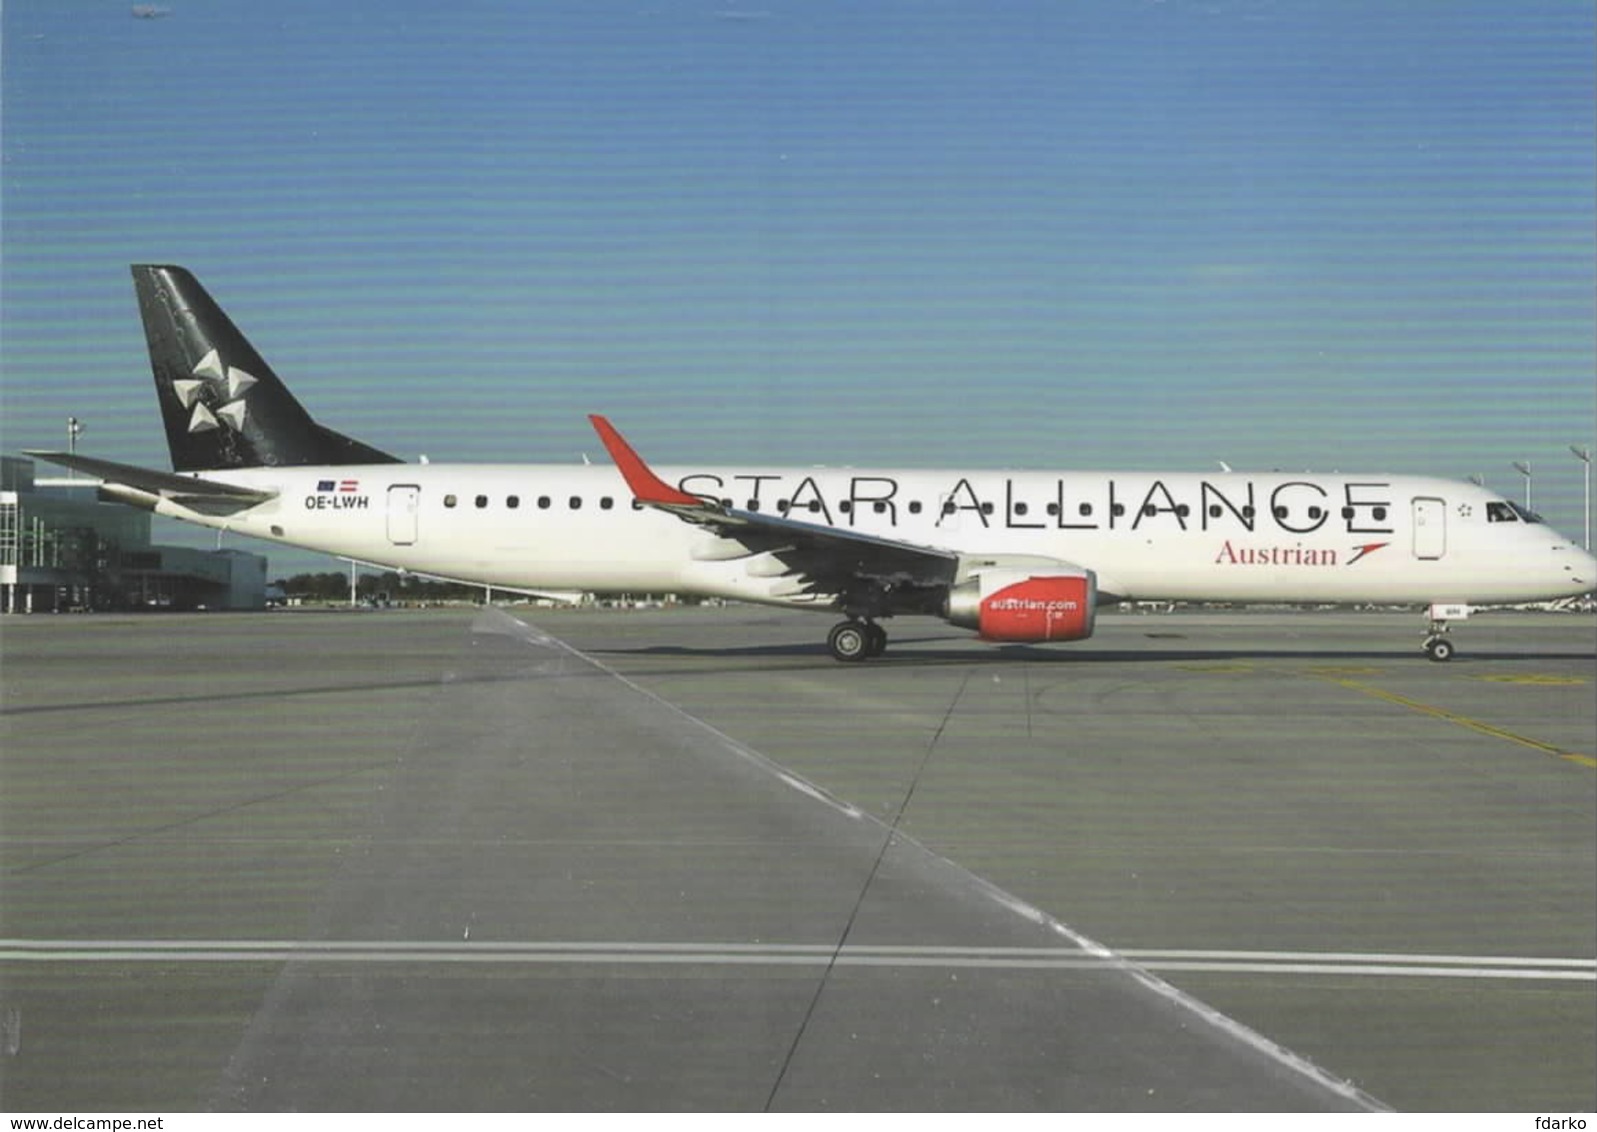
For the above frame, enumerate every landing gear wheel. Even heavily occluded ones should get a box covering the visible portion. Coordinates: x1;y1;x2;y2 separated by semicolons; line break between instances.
828;620;871;663
864;622;888;658
1423;635;1454;663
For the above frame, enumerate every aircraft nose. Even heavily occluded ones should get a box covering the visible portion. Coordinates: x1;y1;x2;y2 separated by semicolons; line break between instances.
1572;546;1597;589
1559;543;1597;594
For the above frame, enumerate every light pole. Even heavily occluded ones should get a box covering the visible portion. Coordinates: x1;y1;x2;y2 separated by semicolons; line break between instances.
1511;460;1532;512
66;417;84;480
1572;445;1591;551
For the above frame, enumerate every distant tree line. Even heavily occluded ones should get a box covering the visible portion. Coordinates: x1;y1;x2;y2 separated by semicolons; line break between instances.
272;570;487;602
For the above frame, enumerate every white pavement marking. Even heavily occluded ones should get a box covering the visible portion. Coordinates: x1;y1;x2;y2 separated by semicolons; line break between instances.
5;940;1590;981
466;610;1399;1110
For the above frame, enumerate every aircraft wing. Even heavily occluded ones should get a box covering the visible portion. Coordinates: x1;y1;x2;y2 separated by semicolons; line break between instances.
24;451;277;507
588;416;960;600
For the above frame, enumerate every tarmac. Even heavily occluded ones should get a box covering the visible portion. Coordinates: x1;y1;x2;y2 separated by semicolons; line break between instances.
1;605;1592;1112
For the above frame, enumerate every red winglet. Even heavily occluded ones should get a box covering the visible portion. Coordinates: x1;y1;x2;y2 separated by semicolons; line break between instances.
588;415;703;507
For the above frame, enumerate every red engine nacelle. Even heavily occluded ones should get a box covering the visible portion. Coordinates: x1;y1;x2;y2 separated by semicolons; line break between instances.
943;568;1097;643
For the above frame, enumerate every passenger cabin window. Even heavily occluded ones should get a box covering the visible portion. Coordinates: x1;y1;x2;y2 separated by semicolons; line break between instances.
475;495;488;509
600;497;614;510
538;496;551;509
444;494;458;508
507;495;520;509
569;496;582;510
908;501;923;515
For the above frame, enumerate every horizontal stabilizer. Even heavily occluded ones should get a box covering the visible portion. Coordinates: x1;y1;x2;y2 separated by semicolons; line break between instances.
24;451;276;504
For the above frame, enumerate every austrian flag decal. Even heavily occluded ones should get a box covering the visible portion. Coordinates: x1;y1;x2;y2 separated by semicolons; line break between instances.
304;479;370;511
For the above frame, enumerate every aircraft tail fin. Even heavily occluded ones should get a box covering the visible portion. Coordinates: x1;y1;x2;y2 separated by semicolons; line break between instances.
131;264;402;471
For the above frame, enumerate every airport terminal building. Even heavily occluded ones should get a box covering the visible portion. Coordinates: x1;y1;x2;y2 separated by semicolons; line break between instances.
1;455;268;613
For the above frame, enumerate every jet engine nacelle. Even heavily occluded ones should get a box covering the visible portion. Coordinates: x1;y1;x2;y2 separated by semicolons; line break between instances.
942;566;1097;643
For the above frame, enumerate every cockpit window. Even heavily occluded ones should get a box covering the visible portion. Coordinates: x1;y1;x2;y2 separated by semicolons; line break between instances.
1487;500;1544;523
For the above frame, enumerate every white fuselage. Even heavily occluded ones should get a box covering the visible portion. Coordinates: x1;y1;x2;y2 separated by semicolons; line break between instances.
156;463;1594;608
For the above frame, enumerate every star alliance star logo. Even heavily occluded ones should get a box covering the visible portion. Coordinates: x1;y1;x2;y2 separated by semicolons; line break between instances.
171;348;257;434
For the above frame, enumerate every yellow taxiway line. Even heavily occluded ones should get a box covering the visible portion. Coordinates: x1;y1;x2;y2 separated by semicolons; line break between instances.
1322;676;1596;769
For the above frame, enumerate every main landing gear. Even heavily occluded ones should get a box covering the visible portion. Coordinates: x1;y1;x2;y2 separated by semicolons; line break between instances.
827;619;888;662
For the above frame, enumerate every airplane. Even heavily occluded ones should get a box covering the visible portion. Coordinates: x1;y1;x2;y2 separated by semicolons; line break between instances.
28;265;1597;663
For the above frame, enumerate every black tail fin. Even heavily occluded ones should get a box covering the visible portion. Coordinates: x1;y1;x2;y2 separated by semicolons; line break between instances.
132;265;401;471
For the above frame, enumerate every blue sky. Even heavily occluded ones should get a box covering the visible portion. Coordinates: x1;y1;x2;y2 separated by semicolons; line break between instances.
3;1;1593;568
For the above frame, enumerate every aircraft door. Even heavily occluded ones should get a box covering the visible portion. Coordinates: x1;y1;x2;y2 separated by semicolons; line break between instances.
387;484;420;545
1411;496;1445;560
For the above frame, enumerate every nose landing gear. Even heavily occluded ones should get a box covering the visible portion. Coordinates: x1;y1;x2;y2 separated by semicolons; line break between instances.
1422;603;1468;662
1422;633;1455;662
